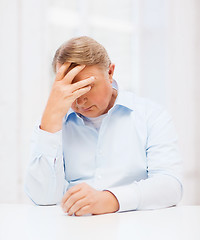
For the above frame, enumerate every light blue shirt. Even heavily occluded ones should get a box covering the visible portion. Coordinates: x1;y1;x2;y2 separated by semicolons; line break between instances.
25;84;183;212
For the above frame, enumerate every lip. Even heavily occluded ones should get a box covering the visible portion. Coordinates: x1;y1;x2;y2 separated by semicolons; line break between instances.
81;106;94;111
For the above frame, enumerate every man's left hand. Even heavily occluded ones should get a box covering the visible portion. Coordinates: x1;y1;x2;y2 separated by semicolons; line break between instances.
61;182;119;216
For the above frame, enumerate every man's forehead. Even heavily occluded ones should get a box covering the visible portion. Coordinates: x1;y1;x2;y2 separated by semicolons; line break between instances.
72;65;104;83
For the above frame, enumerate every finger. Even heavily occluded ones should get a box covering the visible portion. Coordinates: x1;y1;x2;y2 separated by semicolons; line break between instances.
61;184;82;206
71;86;92;101
71;77;95;92
63;65;85;85
55;62;71;81
75;205;91;216
63;190;86;213
68;197;88;216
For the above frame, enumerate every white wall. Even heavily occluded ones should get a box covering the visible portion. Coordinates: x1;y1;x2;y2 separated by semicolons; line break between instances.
166;0;200;205
0;0;49;203
137;0;200;205
0;0;20;203
0;0;199;205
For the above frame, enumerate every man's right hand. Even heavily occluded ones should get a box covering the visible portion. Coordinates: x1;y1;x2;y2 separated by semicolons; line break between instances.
40;62;94;133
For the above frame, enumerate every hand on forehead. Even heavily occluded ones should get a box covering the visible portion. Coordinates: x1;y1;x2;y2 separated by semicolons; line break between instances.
71;65;99;84
56;62;108;86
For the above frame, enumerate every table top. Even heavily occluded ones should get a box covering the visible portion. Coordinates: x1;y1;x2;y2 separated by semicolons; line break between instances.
0;204;199;240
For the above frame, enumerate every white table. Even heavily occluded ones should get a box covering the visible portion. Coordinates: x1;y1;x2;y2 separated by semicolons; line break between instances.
0;204;199;240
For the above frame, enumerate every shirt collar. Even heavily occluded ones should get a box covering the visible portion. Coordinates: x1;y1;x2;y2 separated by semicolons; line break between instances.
64;108;76;122
112;81;134;111
64;79;135;122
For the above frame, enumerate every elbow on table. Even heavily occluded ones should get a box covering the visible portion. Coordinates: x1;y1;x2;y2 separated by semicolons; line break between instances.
159;175;183;209
24;188;51;206
24;179;61;206
24;185;59;206
171;177;183;206
139;174;183;210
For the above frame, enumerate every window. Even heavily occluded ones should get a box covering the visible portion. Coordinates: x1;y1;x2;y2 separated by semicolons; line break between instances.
46;0;141;92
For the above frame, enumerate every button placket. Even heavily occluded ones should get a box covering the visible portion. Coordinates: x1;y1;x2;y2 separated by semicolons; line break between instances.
94;113;112;188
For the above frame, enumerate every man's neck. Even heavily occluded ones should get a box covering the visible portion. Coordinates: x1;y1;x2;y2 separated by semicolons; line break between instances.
103;88;118;114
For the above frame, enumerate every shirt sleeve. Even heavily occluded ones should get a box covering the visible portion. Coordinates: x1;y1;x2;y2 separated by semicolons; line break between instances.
24;124;69;205
106;107;183;212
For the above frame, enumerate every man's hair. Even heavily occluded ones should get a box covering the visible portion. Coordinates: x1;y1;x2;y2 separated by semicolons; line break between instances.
52;36;111;72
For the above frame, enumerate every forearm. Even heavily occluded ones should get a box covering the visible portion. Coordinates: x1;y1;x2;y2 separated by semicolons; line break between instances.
107;174;183;212
25;125;67;205
136;174;182;210
40;111;64;133
100;190;119;214
25;156;66;205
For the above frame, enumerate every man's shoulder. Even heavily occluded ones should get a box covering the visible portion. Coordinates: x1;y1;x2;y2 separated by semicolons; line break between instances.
120;91;172;130
121;90;164;114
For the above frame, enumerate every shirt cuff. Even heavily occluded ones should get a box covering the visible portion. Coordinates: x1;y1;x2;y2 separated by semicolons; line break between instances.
105;182;141;213
32;125;62;160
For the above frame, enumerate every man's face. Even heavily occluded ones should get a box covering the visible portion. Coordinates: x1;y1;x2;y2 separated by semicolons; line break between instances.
71;64;116;118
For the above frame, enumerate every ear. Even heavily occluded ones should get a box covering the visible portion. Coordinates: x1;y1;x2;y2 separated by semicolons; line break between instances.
108;63;115;83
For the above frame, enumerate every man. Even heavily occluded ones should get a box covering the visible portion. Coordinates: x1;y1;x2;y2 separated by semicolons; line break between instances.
25;36;183;216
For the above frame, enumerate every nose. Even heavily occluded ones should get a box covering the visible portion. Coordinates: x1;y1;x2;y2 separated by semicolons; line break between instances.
76;95;88;107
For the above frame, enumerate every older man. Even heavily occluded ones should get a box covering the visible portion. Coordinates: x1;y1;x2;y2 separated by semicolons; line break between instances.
25;36;182;216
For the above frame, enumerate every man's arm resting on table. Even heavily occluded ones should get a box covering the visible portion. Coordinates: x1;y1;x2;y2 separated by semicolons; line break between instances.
106;173;183;212
105;106;183;212
61;172;182;216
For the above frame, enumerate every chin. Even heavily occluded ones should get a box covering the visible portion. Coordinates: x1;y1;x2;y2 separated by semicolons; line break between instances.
82;112;100;118
82;109;105;117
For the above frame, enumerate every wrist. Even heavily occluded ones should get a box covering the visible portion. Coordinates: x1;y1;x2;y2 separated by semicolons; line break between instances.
40;115;63;133
102;190;119;213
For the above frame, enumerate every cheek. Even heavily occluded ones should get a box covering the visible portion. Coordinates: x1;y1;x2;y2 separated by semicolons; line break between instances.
87;92;100;104
89;88;111;106
71;101;77;110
